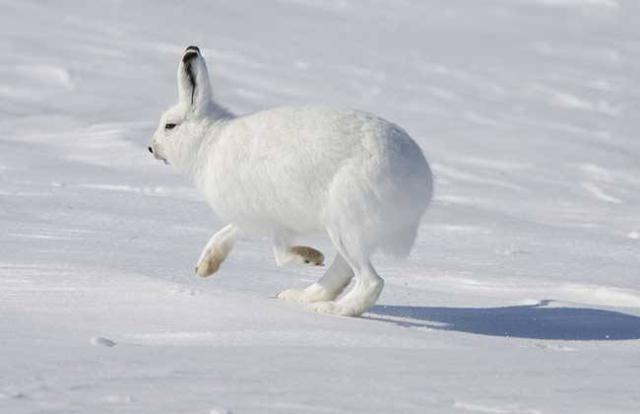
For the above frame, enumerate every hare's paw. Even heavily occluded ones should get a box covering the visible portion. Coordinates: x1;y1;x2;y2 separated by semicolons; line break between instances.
306;300;362;317
195;224;237;277
307;280;382;317
195;249;227;277
277;283;335;303
195;256;221;277
289;246;325;266
277;288;306;302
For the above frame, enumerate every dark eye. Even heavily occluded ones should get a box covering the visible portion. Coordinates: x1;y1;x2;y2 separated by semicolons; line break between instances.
165;123;177;130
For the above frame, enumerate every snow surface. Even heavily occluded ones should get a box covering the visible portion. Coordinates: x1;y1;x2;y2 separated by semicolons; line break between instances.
1;0;639;413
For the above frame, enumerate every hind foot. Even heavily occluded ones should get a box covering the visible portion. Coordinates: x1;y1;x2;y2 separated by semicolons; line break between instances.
277;283;336;304
307;279;383;317
307;301;363;317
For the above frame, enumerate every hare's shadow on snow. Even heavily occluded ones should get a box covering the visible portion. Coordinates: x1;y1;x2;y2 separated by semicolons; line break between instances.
367;300;640;340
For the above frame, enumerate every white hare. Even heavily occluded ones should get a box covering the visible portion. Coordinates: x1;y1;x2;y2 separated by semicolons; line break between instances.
149;46;433;316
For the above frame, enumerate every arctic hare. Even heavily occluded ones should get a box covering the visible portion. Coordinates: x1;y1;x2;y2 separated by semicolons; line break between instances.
149;46;433;316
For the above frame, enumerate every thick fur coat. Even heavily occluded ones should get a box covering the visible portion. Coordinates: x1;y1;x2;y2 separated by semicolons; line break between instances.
150;46;433;316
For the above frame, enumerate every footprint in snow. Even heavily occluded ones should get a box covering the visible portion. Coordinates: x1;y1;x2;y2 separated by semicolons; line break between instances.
90;336;116;347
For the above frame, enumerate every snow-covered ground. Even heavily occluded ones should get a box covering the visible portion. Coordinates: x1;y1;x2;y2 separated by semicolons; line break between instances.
1;0;639;412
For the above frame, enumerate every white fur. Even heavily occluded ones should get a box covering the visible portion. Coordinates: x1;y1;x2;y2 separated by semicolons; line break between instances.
195;223;237;277
150;46;433;316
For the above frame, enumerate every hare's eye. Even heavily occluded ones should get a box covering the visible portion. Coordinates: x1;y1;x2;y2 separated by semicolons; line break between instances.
165;123;177;130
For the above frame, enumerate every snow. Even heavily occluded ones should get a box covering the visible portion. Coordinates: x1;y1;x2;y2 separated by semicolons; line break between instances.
1;0;639;413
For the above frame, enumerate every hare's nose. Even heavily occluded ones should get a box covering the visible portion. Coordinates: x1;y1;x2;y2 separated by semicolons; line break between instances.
148;146;153;154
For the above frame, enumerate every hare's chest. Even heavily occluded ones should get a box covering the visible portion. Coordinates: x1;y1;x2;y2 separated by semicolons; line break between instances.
197;157;266;219
198;156;323;234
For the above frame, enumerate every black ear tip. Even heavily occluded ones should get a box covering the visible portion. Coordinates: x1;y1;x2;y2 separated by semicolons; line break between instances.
182;50;199;63
182;45;201;63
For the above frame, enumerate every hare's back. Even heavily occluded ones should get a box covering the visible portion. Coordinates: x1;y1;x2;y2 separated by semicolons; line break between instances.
238;106;403;160
207;107;421;233
223;106;421;194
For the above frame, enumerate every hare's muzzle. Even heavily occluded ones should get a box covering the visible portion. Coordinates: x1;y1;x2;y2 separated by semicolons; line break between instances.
148;144;168;164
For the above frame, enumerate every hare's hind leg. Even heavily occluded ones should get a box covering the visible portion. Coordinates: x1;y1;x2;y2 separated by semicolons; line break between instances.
195;224;237;277
308;230;383;317
277;253;354;303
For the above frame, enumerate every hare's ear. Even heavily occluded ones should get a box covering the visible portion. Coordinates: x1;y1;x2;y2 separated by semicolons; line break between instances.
177;46;212;116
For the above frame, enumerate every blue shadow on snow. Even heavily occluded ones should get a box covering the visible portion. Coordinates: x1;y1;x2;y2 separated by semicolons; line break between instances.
367;300;640;340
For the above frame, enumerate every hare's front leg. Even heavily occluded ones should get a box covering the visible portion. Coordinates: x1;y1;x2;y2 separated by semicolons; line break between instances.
277;253;354;303
272;236;325;267
195;224;237;277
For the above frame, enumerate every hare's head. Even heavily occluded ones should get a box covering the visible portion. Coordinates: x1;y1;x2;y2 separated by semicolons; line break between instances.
149;46;218;168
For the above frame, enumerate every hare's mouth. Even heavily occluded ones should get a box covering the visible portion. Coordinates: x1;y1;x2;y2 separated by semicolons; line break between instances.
148;146;169;164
